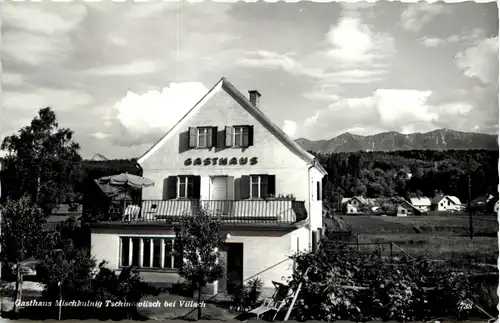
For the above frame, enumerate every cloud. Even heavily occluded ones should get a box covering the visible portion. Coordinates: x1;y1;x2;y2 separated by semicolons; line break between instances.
420;37;445;47
234;51;324;78
301;89;472;138
305;111;321;127
282;120;297;138
323;69;388;85
303;92;340;102
2;73;25;86
301;83;498;140
301;15;394;92
325;17;395;64
452;89;468;96
446;28;486;45
2;31;73;66
3;3;87;35
83;60;165;76
112;82;209;146
2;3;85;68
91;132;113;139
124;1;178;19
455;36;498;84
2;89;93;111
400;3;451;32
420;29;487;48
235;15;394;88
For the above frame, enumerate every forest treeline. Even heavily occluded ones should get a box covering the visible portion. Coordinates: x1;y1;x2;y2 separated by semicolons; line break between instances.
314;149;499;203
0;158;141;204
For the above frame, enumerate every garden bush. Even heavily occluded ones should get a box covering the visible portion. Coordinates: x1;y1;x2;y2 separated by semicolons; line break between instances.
229;277;264;311
288;241;492;322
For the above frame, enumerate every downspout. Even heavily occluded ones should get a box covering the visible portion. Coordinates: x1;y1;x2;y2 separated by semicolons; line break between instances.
307;160;316;249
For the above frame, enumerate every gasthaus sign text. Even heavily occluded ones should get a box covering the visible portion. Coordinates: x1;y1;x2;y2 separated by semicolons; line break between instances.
184;157;258;166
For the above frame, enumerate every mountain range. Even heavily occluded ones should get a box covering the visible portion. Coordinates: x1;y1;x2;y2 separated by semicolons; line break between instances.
295;129;498;153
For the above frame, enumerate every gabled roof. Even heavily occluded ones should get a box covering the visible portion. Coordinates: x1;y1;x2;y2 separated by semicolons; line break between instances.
399;200;420;211
446;196;461;205
353;196;367;204
431;195;462;205
431;195;446;204
341;197;351;204
137;77;327;175
342;196;370;205
410;197;431;206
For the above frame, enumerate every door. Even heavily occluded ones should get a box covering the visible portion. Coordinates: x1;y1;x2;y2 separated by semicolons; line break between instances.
218;243;244;295
211;176;229;214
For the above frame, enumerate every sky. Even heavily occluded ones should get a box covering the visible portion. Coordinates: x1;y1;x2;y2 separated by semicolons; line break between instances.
1;1;498;159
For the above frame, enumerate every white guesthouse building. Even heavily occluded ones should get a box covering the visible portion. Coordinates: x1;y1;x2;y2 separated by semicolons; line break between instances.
90;78;327;296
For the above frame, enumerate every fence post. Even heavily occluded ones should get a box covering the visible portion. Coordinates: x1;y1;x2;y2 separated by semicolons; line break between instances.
390;243;393;260
357;234;360;252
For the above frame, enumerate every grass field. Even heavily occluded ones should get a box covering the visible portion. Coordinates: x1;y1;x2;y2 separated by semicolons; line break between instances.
325;215;499;264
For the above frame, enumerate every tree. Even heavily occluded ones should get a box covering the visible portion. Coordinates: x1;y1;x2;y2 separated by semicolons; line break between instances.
0;197;48;312
1;107;83;215
174;211;226;320
38;236;96;320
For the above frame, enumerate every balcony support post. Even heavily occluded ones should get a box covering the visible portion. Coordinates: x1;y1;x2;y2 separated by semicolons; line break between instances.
128;239;133;266
139;238;144;267
160;239;165;268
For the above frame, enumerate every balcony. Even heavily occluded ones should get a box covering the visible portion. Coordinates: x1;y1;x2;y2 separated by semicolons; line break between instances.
90;199;308;226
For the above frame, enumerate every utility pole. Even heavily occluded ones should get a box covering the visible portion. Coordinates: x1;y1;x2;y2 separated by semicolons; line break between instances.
0;161;2;280
468;175;473;240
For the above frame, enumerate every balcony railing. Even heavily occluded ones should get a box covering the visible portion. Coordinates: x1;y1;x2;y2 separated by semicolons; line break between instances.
97;199;307;225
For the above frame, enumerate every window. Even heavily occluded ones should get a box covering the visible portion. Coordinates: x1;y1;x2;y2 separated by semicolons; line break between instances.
241;175;275;199
225;126;254;148
178;176;194;198
250;175;268;198
120;237;182;269
234;126;250;147
188;127;217;149
197;127;210;148
165;175;200;200
316;181;322;201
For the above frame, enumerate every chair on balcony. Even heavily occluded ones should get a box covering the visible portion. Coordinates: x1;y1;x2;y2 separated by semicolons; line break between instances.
124;204;140;221
248;281;293;320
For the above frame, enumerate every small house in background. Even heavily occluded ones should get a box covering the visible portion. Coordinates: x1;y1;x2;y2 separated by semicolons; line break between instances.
341;196;372;215
397;200;420;217
409;197;431;213
431;195;464;212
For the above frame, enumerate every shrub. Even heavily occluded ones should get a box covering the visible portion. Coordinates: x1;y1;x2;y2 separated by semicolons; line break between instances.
288;241;481;322
92;261;159;320
230;277;264;310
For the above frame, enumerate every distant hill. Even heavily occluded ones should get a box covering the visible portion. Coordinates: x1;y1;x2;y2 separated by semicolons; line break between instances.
90;153;109;161
295;129;498;153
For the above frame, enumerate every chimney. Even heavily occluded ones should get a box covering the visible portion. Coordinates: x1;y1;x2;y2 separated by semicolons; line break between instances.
248;90;261;108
